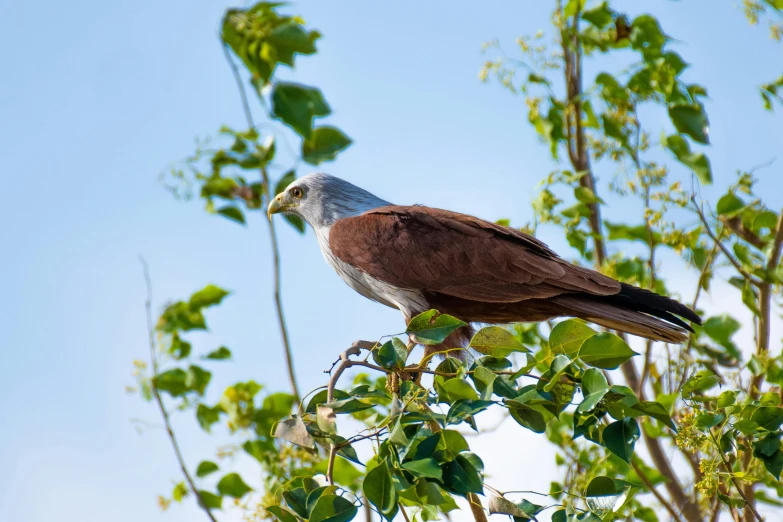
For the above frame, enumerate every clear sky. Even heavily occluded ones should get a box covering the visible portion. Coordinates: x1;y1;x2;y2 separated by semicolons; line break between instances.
1;1;781;521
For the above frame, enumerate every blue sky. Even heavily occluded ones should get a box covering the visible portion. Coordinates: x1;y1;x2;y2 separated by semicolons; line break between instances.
1;1;781;521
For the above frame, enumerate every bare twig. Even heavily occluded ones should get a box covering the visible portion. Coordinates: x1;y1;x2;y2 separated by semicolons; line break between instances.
222;42;301;404
140;258;218;522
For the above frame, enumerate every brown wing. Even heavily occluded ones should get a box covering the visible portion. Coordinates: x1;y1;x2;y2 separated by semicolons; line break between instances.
328;205;620;303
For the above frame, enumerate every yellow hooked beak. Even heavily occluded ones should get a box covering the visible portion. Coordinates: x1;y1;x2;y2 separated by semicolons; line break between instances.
267;193;295;220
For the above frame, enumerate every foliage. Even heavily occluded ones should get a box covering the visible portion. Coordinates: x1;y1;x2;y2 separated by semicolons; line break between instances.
135;2;783;522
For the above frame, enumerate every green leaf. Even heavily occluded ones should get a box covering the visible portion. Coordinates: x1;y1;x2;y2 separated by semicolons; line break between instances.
446;399;493;427
302;126;352;165
469;326;529;357
759;450;783;480
576;368;609;414
216;205;246;224
306;389;350;414
309;494;359;522
470;366;497;400
433;430;469;461
443;453;484;495
509;404;548;433
196;403;222;431
716;193;746;217
186;365;211;395
630;14;667;58
373;338;408;370
585;476;631;497
205;346;232;360
662;133;712;184
190;285;230;309
217;472;252;498
751;407;783;431
605;222;660;245
172;481;188;502
402;458;443;481
157;301;206;333
307;486;339;514
602;418;640;463
268;506;300;522
578;333;638;369
631;401;676;430
271;82;330;138
717;391;737;408
549;319;596;356
196;461;219;478
323;397;374;414
584;476;631;516
363;461;398;521
284;488;310;518
696;412;725;430
197;490;222;509
169;333;192;360
682;370;720;398
574;186;603;205
406;310;467;345
439;378;480;402
543;355;573;392
668;104;709;144
582;2;614;28
153;369;188;397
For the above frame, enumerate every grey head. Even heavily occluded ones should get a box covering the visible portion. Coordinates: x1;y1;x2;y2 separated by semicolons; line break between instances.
267;173;391;228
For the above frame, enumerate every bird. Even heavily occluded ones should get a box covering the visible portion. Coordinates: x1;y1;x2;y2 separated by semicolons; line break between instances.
267;173;701;355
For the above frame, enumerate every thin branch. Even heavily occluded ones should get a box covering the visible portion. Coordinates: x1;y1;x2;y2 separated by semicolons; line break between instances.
691;197;762;286
631;460;685;522
398;503;411;522
140;258;218;522
222;42;301;404
709;432;765;522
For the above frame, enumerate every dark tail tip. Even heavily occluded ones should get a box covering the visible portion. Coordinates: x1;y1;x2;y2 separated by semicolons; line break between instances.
615;283;702;328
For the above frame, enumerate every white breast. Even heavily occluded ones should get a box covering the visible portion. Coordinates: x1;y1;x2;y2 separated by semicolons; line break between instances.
313;224;429;320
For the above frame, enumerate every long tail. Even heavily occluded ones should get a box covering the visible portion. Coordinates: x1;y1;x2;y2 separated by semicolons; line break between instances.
554;283;702;343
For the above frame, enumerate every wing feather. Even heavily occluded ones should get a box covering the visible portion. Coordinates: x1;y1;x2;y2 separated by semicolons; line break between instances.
328;205;620;303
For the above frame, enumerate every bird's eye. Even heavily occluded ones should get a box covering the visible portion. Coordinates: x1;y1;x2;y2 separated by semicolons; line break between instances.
290;187;304;199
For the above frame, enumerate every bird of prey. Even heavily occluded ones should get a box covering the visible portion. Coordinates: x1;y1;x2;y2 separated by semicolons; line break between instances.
268;173;701;353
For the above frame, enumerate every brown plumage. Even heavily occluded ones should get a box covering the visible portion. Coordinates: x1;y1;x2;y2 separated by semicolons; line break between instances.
267;173;701;348
329;205;701;343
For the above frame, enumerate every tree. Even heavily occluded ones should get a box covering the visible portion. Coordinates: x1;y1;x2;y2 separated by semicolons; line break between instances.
132;2;783;522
